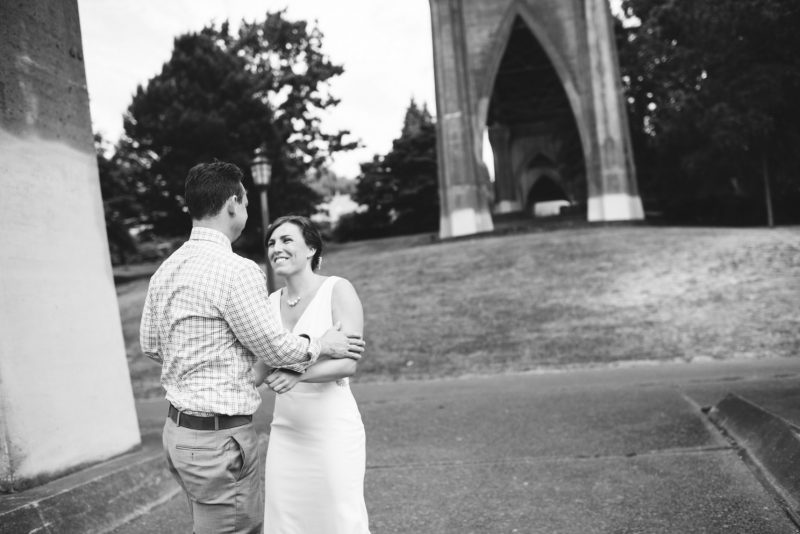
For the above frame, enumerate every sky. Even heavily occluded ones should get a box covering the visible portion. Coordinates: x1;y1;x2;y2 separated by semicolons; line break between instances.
77;0;436;179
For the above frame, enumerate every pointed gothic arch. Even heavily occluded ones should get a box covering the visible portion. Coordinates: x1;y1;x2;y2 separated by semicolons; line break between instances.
478;4;592;167
430;0;644;238
484;14;587;215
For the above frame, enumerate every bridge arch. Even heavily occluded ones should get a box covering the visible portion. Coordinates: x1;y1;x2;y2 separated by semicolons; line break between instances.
477;3;592;173
429;0;644;237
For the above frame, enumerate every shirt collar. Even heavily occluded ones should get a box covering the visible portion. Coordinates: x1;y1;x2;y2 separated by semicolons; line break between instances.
189;226;232;250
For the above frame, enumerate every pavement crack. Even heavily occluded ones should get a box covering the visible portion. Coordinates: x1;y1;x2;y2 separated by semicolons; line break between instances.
98;486;183;534
366;446;734;470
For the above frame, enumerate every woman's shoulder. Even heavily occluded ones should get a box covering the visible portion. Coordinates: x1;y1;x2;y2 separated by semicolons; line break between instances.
328;275;362;328
324;274;345;285
328;275;359;300
323;274;352;288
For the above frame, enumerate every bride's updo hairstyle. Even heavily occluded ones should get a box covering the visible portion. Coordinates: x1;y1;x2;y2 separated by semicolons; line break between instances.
265;215;324;271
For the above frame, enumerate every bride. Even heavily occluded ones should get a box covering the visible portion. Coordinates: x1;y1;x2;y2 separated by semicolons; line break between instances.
254;215;370;533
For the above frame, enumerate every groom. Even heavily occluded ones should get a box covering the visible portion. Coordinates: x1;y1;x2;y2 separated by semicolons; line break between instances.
140;161;365;534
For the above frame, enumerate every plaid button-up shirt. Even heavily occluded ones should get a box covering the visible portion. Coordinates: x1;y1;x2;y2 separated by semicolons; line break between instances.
140;227;320;416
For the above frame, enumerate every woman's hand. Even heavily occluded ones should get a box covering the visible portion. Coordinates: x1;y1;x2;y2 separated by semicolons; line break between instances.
266;369;302;394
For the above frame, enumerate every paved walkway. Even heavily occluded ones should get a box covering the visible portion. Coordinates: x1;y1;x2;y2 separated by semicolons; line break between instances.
113;357;800;533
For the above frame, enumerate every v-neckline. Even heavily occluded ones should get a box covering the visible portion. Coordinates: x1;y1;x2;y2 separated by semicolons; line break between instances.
280;276;331;333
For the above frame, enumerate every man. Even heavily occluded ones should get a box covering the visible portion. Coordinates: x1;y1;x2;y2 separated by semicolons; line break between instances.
140;161;365;533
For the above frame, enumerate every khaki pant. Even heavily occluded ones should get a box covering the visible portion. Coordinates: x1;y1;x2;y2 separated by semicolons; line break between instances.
163;417;263;534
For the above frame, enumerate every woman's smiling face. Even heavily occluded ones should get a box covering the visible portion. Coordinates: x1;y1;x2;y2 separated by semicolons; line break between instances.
267;222;316;276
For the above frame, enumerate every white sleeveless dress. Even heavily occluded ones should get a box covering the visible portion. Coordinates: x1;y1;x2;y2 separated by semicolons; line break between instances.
264;276;370;534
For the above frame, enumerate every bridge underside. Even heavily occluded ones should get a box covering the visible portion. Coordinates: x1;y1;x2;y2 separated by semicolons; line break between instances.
487;17;586;217
430;0;644;238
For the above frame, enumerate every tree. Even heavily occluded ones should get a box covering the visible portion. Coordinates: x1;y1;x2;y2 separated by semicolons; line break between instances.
120;11;355;249
95;134;142;264
617;0;800;224
349;100;438;238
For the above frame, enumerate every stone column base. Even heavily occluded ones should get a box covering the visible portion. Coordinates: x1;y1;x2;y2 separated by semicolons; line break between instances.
494;200;523;214
587;194;645;222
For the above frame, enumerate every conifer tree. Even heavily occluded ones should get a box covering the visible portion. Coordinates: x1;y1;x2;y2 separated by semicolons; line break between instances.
350;99;438;237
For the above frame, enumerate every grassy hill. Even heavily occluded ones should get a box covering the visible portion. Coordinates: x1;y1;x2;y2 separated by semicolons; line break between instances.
118;225;800;399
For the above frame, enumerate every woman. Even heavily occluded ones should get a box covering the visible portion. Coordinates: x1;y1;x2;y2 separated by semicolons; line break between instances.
254;215;370;534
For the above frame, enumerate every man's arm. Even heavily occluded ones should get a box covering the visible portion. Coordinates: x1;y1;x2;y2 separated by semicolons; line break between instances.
139;288;162;363
224;264;318;372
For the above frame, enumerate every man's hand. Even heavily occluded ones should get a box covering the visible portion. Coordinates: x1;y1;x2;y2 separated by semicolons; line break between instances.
252;361;272;386
266;369;302;394
319;322;365;360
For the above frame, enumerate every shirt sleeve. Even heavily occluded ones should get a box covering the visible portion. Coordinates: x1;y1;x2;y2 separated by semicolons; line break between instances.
139;287;162;363
224;263;319;372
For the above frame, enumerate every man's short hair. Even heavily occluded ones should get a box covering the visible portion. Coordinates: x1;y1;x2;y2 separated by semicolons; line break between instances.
185;161;245;220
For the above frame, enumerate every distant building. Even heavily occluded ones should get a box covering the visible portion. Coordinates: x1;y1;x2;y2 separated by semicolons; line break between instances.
312;193;363;225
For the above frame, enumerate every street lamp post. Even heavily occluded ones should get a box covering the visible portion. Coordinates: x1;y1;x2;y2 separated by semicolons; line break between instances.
250;147;275;292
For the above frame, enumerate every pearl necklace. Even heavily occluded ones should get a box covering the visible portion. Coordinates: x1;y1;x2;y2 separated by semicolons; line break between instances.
286;295;301;307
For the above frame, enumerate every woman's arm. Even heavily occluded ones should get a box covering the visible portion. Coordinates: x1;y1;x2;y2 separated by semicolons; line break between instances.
295;356;357;383
266;278;365;393
267;356;356;392
300;278;364;383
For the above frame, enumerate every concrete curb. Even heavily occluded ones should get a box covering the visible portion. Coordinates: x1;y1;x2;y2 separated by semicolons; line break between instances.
0;446;178;534
709;393;800;518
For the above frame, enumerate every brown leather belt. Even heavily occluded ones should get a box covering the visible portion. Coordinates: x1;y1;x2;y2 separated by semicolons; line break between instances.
168;404;252;431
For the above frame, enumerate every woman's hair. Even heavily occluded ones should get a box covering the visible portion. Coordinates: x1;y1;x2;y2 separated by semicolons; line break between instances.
265;215;324;271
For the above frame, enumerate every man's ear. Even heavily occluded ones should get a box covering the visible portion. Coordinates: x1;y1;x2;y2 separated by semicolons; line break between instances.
225;195;238;216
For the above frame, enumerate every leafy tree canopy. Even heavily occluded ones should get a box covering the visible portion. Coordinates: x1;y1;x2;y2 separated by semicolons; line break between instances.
95;134;144;264
117;10;356;249
617;0;800;224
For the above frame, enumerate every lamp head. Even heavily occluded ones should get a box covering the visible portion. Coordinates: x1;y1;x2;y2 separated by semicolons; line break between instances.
250;147;271;187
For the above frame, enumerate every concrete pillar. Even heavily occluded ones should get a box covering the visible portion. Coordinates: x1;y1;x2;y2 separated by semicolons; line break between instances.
488;124;522;213
584;0;644;221
0;1;140;491
430;0;494;238
429;0;645;231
